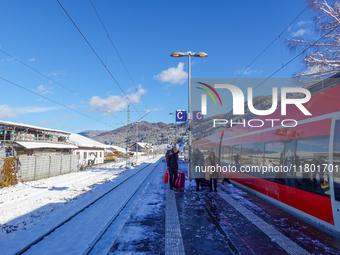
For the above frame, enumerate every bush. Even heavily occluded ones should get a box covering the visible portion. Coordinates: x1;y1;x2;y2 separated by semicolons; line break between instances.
0;157;18;188
105;156;117;162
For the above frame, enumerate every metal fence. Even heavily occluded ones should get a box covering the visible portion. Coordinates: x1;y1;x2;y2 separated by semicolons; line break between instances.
18;154;79;182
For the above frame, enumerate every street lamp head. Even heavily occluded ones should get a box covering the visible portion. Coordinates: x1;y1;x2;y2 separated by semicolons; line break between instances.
194;52;208;57
171;51;208;57
170;51;188;57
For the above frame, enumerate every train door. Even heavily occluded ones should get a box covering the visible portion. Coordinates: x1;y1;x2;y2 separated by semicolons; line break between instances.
330;118;340;230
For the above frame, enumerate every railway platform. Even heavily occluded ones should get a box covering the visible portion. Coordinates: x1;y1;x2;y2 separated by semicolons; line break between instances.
4;157;340;254
109;159;340;255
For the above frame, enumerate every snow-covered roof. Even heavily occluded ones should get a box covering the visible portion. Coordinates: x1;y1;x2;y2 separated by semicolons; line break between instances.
105;145;126;153
0;120;70;134
69;134;110;149
131;142;153;148
16;141;78;149
69;134;126;153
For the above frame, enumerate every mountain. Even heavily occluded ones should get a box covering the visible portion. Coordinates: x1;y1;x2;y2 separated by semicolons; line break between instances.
78;130;106;138
80;93;304;148
79;121;187;149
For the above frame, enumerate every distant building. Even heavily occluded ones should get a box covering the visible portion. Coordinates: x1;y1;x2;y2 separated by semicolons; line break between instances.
0;120;79;182
68;133;110;167
130;142;153;153
68;134;128;167
0;120;77;158
105;144;126;155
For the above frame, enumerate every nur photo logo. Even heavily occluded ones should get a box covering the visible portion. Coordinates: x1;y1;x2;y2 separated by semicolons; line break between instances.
195;79;313;128
196;82;223;115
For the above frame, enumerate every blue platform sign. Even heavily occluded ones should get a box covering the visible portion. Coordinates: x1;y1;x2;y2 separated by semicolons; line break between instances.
176;110;187;122
193;111;204;122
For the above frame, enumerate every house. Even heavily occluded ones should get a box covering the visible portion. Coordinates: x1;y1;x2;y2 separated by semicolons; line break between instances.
0;120;80;182
130;142;153;153
68;133;111;167
0;120;77;157
105;144;126;155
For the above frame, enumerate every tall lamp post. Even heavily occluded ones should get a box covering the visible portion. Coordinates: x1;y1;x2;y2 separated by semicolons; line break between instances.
170;51;208;180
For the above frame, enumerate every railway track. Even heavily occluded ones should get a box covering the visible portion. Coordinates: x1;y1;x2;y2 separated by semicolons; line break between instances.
16;156;162;255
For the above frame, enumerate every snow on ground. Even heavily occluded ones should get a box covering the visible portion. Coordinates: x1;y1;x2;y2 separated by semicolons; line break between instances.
0;155;158;255
108;159;167;254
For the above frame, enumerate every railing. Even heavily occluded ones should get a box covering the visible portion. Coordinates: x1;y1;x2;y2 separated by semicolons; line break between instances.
7;133;69;143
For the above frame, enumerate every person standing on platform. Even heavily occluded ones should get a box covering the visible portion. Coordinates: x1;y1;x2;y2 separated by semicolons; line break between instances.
190;148;204;191
204;150;220;192
166;144;179;190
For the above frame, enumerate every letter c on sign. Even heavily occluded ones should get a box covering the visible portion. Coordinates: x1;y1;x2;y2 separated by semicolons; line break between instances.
177;111;183;120
196;112;202;120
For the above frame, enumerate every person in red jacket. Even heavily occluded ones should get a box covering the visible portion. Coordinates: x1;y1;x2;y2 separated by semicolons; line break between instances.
166;144;179;190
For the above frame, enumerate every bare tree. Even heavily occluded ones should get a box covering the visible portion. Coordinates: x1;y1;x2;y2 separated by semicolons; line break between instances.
289;0;340;85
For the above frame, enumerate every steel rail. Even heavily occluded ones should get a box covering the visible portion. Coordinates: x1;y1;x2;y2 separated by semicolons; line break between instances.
16;157;161;255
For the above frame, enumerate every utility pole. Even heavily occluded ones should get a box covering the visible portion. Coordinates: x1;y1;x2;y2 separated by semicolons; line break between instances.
126;105;130;168
107;108;150;168
148;131;150;159
136;121;139;165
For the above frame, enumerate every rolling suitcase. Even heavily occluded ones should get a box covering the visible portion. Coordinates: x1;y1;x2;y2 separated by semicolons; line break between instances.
175;172;185;188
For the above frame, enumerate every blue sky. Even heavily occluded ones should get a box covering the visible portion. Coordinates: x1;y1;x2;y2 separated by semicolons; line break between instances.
0;0;317;133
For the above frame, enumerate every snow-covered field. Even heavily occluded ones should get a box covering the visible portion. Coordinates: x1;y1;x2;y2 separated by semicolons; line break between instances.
0;155;160;255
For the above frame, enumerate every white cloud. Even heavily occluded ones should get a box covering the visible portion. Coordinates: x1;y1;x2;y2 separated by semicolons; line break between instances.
0;105;59;119
292;29;309;37
297;21;307;27
36;85;53;95
235;68;263;75
154;62;188;85
145;107;162;112
296;20;312;27
47;71;58;76
0;105;17;118
89;85;147;113
40;118;56;126
28;58;35;62
40;114;73;126
45;71;65;77
16;106;60;114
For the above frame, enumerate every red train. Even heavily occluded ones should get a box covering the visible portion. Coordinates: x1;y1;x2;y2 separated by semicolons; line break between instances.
192;77;340;239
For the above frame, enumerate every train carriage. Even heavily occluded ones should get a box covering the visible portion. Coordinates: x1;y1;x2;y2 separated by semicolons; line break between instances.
193;76;340;238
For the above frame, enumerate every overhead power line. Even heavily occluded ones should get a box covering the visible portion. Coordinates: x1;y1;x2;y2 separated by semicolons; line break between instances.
0;76;110;127
56;0;142;117
201;2;314;116
232;1;313;81
202;1;314;115
220;22;340;115
89;0;149;110
0;49;128;126
0;49;88;102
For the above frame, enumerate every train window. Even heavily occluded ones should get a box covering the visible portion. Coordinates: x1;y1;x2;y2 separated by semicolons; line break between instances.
264;142;284;183
333;120;340;202
254;143;264;166
284;141;296;187
200;148;211;161
295;137;330;198
241;143;264;177
241;143;255;166
222;146;231;166
232;145;241;167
